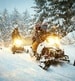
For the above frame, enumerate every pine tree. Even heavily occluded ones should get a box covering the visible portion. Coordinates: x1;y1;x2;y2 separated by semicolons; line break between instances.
10;8;22;28
1;9;10;41
33;0;47;22
22;10;32;35
33;0;75;36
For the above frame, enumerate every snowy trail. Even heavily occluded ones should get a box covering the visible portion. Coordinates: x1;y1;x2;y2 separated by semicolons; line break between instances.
0;47;75;81
62;44;75;64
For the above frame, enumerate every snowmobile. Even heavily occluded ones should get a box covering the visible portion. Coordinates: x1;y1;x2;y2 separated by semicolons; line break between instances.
11;38;24;54
38;47;70;70
11;27;25;54
41;47;69;61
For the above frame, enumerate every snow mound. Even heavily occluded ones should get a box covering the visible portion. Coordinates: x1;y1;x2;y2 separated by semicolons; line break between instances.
61;31;75;44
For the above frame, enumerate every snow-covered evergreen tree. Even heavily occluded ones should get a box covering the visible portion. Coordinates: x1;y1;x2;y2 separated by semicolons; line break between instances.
0;9;10;41
10;8;22;29
33;0;75;36
22;10;32;35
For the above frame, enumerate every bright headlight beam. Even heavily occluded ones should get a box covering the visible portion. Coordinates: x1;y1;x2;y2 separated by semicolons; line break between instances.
14;39;22;47
46;36;61;48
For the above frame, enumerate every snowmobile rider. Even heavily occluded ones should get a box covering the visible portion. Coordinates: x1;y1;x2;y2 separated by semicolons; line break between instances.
12;27;21;43
32;22;48;56
32;23;42;43
32;22;48;43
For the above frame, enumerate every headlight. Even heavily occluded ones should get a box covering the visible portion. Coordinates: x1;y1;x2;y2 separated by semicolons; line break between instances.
46;35;61;48
14;39;23;47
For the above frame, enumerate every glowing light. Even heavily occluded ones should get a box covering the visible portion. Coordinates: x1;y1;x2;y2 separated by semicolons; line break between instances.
14;39;23;47
46;35;61;48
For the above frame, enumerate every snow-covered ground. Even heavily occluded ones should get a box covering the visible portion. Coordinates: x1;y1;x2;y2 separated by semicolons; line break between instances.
0;31;75;81
0;44;75;81
61;31;75;64
62;44;75;64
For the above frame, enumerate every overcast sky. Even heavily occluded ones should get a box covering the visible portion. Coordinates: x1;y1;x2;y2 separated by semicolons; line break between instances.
0;0;35;15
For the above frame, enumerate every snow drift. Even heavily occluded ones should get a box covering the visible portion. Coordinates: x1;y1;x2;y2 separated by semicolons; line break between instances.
61;31;75;45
